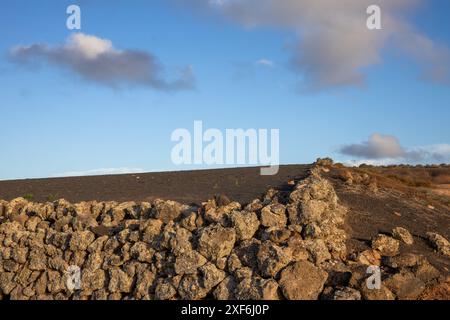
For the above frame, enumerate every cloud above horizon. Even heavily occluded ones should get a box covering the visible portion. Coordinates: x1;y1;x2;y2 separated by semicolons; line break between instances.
183;0;450;91
338;133;450;164
9;33;195;91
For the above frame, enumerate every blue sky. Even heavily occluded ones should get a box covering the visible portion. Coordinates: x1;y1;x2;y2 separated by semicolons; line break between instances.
0;0;449;180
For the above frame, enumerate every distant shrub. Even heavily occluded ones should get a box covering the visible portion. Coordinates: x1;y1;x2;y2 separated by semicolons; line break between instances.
23;193;34;201
46;194;57;202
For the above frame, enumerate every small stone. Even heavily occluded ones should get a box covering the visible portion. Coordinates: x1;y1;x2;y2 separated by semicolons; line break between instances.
257;241;291;278
297;200;328;225
152;200;183;223
279;261;328;300
87;235;108;253
47;270;64;294
235;276;279;300
48;256;69;272
426;232;450;257
0;272;16;295
371;234;400;257
233;239;260;268
286;237;309;262
213;276;237;300
82;269;106;291
134;270;156;299
179;212;198;232
11;246;28;264
199;262;226;290
141;219;164;244
332;287;361;300
303;239;331;264
216;257;227;270
392;227;414;245
382;253;419;269
244;199;264;212
178;274;206;300
181;262;226;300
35;272;48;296
357;250;381;266
234;267;253;281
197;224;236;261
360;284;395;300
28;248;47;271
154;279;177;300
51;232;71;250
108;293;122;300
130;242;154;263
214;194;231;206
108;268;133;293
169;226;193;256
260;204;287;228
25;216;41;232
260;227;291;244
230;211;260;241
69;231;95;252
174;250;207;275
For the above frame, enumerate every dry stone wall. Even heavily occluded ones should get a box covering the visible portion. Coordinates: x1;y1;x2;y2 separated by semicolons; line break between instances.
0;162;447;300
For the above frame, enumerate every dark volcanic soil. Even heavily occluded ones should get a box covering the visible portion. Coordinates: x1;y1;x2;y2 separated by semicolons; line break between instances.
325;169;450;275
0;165;310;205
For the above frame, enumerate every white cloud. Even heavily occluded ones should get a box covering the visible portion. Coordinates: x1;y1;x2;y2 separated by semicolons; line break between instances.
67;33;116;60
52;167;144;178
339;133;406;159
338;133;450;164
9;33;195;91
343;158;404;167
255;58;274;67
183;0;450;90
407;144;450;162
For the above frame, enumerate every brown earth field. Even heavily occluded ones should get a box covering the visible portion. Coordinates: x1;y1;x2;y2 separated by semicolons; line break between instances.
0;162;449;299
0;165;310;205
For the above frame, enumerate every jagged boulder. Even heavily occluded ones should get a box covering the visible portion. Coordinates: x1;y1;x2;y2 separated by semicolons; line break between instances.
360;284;396;300
279;261;328;300
178;263;226;300
213;276;238;300
260;204;287;228
371;234;400;257
235;276;279;300
256;241;291;277
392;227;414;245
426;232;450;257
197;224;236;261
152;200;183;223
331;287;361;300
230;211;260;241
174;250;207;275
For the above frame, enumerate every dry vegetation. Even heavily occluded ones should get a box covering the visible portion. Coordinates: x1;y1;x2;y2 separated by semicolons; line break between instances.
332;163;450;208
